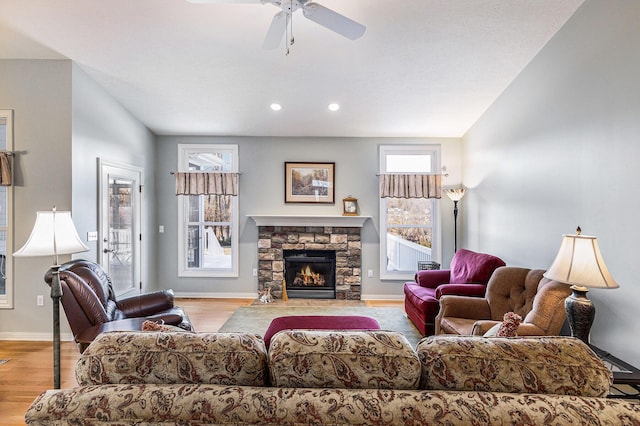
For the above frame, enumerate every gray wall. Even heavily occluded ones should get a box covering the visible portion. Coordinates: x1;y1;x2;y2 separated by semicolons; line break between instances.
71;64;157;292
0;59;155;340
463;0;640;364
155;136;462;299
0;59;73;339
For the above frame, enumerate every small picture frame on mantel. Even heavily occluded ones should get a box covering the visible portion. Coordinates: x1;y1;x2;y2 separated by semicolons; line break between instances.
342;197;359;216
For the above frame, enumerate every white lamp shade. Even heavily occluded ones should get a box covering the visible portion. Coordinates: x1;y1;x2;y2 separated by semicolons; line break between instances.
14;210;89;258
445;188;466;202
543;233;619;289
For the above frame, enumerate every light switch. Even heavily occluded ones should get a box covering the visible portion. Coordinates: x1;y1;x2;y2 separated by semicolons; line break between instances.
87;231;98;241
159;225;165;233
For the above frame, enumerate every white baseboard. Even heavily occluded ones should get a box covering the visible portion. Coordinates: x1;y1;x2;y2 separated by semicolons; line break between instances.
0;331;75;341
173;292;259;299
361;294;404;301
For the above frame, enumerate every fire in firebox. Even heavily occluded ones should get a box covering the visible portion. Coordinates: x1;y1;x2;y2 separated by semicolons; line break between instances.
293;265;326;287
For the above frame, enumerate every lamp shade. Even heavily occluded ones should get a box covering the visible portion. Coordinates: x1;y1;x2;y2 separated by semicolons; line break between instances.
444;188;466;202
543;232;619;289
14;210;89;258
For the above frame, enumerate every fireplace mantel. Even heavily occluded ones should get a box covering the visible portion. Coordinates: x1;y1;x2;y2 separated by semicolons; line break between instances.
248;215;370;228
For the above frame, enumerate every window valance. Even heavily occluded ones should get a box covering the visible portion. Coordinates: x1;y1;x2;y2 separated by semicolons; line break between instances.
379;173;441;199
0;152;12;186
175;172;238;196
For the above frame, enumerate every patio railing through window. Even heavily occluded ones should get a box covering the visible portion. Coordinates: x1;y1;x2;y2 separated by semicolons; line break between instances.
386;233;432;271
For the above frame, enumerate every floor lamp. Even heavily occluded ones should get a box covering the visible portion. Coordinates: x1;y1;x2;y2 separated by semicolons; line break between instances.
14;206;89;389
444;188;466;252
543;227;619;344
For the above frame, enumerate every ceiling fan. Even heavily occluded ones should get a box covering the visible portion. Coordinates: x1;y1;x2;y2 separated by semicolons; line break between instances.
187;0;366;50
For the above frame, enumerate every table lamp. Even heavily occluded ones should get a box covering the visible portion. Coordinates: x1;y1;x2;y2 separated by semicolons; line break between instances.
444;188;466;252
543;227;619;344
14;206;89;389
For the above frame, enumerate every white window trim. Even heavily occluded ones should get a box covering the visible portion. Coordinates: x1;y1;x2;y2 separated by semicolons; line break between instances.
0;110;13;309
177;144;239;278
379;144;441;281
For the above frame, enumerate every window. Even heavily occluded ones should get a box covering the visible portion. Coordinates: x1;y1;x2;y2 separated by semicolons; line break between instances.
379;145;440;280
178;144;238;277
0;110;13;308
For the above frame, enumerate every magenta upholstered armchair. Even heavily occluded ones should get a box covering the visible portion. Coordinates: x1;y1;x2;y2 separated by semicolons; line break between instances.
404;249;505;335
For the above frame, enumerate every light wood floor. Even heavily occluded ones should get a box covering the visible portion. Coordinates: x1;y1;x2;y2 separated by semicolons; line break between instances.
0;298;403;425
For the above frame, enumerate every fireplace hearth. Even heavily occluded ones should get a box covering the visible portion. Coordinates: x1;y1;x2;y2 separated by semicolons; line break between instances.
284;250;336;299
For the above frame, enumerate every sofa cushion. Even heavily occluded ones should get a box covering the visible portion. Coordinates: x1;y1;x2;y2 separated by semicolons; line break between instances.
269;330;421;389
403;283;437;309
417;335;612;397
76;331;268;386
450;249;506;284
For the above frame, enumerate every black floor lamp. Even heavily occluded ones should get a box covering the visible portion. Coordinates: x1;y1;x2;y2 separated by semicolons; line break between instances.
14;206;89;389
444;188;466;252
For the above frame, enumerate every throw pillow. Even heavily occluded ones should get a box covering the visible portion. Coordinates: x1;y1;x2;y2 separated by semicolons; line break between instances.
498;312;522;337
483;312;522;337
483;323;501;337
141;320;187;333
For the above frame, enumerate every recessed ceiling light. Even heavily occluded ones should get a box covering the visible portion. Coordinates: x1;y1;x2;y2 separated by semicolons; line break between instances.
270;103;282;111
328;103;340;111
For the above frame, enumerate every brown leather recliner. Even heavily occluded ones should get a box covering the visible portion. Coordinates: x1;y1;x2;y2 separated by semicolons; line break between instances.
46;259;194;352
435;266;572;336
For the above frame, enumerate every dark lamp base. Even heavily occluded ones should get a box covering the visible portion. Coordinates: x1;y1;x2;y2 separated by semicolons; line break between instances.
565;285;595;344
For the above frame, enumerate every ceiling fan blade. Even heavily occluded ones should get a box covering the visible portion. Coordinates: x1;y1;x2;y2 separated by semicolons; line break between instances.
302;2;365;40
263;11;289;49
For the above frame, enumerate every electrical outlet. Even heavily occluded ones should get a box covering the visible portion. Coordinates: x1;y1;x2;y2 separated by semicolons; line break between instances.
159;225;165;233
367;270;374;278
253;268;258;276
36;295;44;306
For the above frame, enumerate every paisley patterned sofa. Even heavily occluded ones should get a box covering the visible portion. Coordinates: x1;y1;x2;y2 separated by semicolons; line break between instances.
25;330;640;425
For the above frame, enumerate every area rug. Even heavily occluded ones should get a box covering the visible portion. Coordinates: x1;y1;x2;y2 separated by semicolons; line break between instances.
218;306;424;348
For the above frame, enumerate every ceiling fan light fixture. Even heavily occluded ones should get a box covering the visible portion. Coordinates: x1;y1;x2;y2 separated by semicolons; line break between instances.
270;103;282;111
328;103;340;111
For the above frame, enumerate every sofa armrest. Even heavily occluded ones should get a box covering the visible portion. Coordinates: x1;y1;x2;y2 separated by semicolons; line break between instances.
435;283;486;299
117;289;175;317
438;295;491;319
414;269;451;288
515;323;546;336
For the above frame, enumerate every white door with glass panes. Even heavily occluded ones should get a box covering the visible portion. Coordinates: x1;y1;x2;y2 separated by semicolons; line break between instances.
99;160;142;298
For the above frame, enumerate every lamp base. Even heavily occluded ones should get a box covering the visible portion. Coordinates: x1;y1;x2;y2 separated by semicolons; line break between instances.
565;285;595;344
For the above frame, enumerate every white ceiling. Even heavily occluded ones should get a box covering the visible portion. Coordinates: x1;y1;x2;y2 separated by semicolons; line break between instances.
0;0;583;137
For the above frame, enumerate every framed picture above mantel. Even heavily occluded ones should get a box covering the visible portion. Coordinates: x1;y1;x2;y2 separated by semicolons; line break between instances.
285;162;335;204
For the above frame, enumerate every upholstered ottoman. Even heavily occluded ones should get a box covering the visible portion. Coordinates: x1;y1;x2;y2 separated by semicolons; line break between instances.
263;315;380;348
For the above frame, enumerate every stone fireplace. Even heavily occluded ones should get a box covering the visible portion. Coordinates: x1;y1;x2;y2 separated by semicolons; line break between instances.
252;215;368;300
